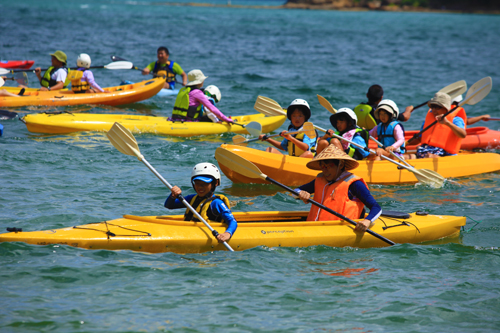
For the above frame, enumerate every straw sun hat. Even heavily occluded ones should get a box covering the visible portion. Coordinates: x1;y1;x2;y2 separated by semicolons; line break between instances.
306;144;359;171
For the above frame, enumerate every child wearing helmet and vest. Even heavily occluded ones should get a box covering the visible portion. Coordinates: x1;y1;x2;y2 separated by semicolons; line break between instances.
142;46;188;90
316;108;370;160
257;99;316;158
170;70;233;123
296;145;382;232
69;54;109;94
165;163;237;243
198;85;223;123
367;99;406;160
407;92;466;159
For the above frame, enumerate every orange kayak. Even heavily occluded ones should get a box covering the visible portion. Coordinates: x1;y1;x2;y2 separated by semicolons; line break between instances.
216;144;500;186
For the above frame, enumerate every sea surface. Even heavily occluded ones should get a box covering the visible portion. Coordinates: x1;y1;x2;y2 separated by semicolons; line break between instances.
1;0;500;332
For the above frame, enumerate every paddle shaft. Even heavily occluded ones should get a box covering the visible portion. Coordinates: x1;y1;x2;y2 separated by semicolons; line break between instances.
263;175;395;246
486;117;500;121
140;157;234;252
242;129;307;144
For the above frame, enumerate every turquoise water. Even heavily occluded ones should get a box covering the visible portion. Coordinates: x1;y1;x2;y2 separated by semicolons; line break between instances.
2;1;500;332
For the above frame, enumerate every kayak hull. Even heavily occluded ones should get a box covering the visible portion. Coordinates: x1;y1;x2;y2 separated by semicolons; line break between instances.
0;60;34;69
0;78;164;107
22;113;286;136
216;144;500;185
0;211;465;253
369;126;500;152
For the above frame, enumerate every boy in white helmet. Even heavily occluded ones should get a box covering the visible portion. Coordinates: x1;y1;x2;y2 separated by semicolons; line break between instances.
258;99;316;158
69;54;108;93
367;100;406;160
316;108;370;159
165;163;237;243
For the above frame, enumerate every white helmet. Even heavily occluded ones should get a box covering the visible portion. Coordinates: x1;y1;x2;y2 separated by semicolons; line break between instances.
375;99;399;120
77;53;91;69
191;163;221;189
330;107;358;128
205;85;221;103
287;99;311;121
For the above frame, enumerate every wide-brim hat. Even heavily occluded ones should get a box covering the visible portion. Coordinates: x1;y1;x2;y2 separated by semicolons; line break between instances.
306;144;359;171
50;50;67;63
428;92;451;111
187;69;208;86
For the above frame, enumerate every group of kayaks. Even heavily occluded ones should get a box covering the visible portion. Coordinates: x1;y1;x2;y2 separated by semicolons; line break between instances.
1;70;499;253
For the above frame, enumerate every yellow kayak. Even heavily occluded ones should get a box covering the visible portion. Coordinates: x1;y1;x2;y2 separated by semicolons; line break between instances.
216;144;500;185
22;113;286;136
0;78;164;107
0;211;465;253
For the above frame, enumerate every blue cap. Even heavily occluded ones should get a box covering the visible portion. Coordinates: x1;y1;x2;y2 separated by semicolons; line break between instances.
192;176;213;183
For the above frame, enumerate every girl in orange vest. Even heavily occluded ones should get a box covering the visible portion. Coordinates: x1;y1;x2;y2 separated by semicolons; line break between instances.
407;92;466;159
295;145;381;233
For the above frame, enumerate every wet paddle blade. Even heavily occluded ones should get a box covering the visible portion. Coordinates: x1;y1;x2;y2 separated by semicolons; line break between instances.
104;61;135;70
245;121;262;137
106;122;144;160
462;77;492;106
215;147;266;180
439;80;467;99
232;135;249;145
302;122;316;138
413;168;445;188
317;94;337;114
254;96;286;117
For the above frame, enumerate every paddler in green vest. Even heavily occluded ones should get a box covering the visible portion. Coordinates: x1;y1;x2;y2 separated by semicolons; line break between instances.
170;69;234;123
142;46;187;90
35;50;69;91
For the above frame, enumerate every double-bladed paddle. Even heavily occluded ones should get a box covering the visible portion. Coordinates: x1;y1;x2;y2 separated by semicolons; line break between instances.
411;80;468;112
407;77;492;144
232;122;315;145
253;95;447;187
0;61;136;76
214;147;395;246
106;122;234;252
2;72;29;86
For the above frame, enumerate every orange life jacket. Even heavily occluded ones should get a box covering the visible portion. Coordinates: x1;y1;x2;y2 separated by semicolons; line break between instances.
421;107;466;155
307;172;367;221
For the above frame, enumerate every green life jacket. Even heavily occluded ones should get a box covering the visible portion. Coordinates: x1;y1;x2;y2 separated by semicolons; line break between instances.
172;87;202;121
184;194;231;222
41;66;70;88
353;103;377;130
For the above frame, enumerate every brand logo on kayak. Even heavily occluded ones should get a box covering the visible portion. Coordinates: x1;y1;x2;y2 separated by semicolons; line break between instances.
261;230;294;235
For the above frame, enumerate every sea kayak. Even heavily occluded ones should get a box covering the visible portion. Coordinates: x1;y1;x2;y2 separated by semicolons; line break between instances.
368;126;500;151
22;113;286;136
0;78;164;107
216;144;500;186
0;210;465;253
0;60;35;69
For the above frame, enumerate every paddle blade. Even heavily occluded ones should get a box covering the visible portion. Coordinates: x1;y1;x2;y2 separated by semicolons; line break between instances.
463;77;492;106
215;147;266;180
111;55;128;62
413;168;445;188
14;72;28;86
302;122;317;138
317;94;337;114
245;121;262;137
106;122;144;161
104;61;135;70
232;135;248;145
439;80;467;100
254;96;286;117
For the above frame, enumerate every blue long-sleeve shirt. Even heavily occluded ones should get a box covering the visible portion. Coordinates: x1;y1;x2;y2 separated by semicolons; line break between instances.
164;193;237;235
295;177;382;222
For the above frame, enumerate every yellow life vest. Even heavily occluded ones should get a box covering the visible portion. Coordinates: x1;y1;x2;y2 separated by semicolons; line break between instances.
184;194;231;222
41;66;70;88
68;70;91;93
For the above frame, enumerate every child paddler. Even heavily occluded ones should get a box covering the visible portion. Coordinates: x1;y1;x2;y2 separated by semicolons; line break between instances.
69;54;108;94
257;99;316;158
407;92;466;159
367;99;406;160
169;69;234;124
165;163;237;243
315;108;370;160
142;46;187;90
35;50;69;91
296;145;381;233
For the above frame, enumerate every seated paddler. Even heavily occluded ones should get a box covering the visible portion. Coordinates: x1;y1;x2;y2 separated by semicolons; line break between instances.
170;69;233;123
295;145;382;233
164;163;237;243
